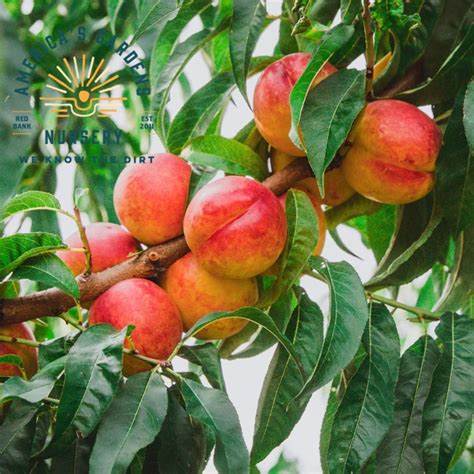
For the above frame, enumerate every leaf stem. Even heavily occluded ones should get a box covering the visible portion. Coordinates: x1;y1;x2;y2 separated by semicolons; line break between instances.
61;313;85;331
362;0;375;99
73;206;93;276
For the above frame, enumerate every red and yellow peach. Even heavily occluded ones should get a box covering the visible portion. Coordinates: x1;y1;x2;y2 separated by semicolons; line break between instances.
0;324;38;378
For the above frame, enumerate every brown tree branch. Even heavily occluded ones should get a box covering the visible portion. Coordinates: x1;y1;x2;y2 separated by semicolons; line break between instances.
0;159;313;326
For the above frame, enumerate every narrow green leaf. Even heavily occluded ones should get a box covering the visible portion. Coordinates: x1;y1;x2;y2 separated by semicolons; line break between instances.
422;313;474;474
179;343;226;391
181;379;249;474
131;0;180;43
298;257;369;397
51;437;93;473
464;80;474;153
107;0;124;33
11;253;79;299
184;307;304;377
229;0;266;103
156;390;208;473
0;400;38;473
41;325;126;457
436;86;474;237
182;135;268;181
327;304;400;473
90;372;168;474
0;232;66;279
1;356;65;404
251;293;324;464
376;336;441;473
289;24;354;147
301;69;366;192
1;191;61;221
341;0;361;24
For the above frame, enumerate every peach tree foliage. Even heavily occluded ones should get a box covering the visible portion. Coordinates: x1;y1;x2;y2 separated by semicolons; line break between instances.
0;0;473;473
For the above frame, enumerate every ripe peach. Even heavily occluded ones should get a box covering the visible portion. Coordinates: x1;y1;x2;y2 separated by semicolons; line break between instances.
58;222;139;276
184;176;287;279
89;278;182;375
162;253;258;340
0;324;38;378
279;192;326;256
271;150;355;207
254;53;337;156
113;153;192;246
342;100;442;204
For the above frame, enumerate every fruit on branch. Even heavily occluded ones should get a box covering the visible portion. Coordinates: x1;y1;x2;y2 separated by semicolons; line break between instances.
184;176;287;279
89;278;182;374
58;222;139;276
271;149;355;207
162;253;258;340
113;153;192;246
279;192;326;256
0;323;37;378
254;52;337;156
342;100;442;204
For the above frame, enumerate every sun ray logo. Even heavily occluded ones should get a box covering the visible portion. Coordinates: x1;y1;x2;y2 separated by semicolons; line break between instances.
40;54;127;118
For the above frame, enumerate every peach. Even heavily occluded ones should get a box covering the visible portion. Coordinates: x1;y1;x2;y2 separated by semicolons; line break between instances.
183;176;287;279
58;222;139;276
342;100;442;204
89;278;182;374
162;253;258;340
254;53;337;156
279;192;326;256
271;150;355;207
0;324;37;378
113;153;192;246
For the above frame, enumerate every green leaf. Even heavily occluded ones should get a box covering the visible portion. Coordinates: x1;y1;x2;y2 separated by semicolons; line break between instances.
366;205;397;262
89;372;168;474
251;292;324;464
51;437;93;473
156;389;208;473
182;135;268;181
366;197;450;289
1;191;61;221
300;68;365;193
229;289;294;360
41;325;126;457
341;0;361;24
229;0;266;103
0;400;38;473
289;24;354;147
464;80;474;153
326;304;400;473
181;379;249;474
39;333;78;369
398;24;474;105
376;336;441;473
436;85;474;237
0;356;65;404
179;343;226;391
107;0;124;33
325;194;383;229
297;257;369;398
0;354;23;370
261;190;318;304
320;376;341;472
422;313;474;474
132;0;180;43
0;232;66;279
184;307;304;377
437;224;474;316
10;253;79;299
166;56;276;153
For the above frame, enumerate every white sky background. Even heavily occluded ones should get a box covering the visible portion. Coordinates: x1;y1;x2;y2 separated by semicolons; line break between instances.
21;1;434;471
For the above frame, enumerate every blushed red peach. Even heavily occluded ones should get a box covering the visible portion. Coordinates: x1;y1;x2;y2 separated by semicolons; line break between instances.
342;100;442;204
57;222;139;276
279;192;326;256
89;278;182;375
162;253;258;340
0;323;38;378
254;53;337;156
113;153;192;246
184;176;287;279
270;149;355;207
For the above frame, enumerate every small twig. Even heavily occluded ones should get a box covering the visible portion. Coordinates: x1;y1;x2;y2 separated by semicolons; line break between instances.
61;313;85;331
0;335;40;347
362;0;375;99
